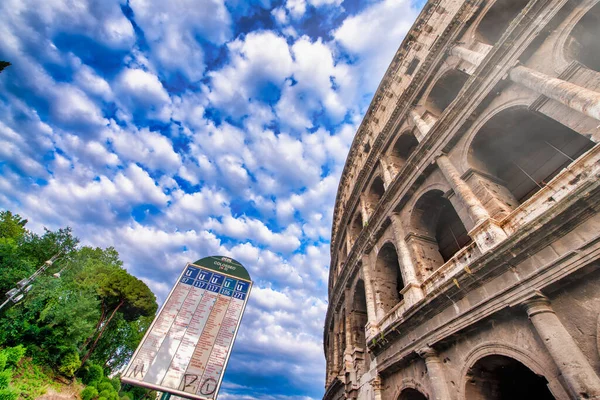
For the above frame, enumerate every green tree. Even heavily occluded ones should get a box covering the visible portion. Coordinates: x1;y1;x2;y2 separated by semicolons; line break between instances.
81;270;157;365
0;211;27;241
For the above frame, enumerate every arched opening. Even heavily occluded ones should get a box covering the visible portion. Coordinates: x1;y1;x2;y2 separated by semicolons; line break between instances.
465;355;555;400
389;132;420;172
566;2;600;72
412;190;472;263
469;108;594;204
425;69;469;116
374;243;405;313
349;212;364;244
351;280;368;347
349;279;370;371
367;176;385;210
336;311;346;371
476;0;530;45
399;388;428;400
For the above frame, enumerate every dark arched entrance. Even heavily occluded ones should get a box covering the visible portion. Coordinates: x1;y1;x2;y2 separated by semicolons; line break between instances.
469;108;594;204
399;388;428;400
465;355;555;400
566;2;600;72
374;243;405;313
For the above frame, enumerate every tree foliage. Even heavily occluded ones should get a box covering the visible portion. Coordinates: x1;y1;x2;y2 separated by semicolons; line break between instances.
0;210;158;378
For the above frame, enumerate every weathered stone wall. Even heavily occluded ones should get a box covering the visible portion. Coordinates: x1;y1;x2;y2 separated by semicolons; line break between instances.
323;0;600;397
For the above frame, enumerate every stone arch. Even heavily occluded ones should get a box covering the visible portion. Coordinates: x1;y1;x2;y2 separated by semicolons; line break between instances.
424;69;470;117
393;378;432;400
474;0;531;45
410;189;472;264
366;175;386;211
399;388;428;400
460;342;565;400
467;106;594;205
387;130;420;173
551;0;599;70
373;242;405;314
564;0;600;72
348;278;370;373
349;210;364;244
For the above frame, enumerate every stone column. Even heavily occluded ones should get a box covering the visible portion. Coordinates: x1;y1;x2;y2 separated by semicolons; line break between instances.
509;65;600;121
361;256;379;337
332;318;339;375
389;214;424;307
523;295;600;399
379;158;394;189
435;155;508;251
343;294;358;389
409;110;434;140
435;155;489;225
345;233;353;257
450;45;486;66
344;289;353;351
359;195;369;225
417;347;452;400
371;375;383;400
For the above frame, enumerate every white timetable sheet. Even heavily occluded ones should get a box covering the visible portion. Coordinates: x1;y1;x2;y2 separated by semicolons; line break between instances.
122;257;252;400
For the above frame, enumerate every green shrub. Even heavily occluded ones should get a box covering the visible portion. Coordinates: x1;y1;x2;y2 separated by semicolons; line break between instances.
98;396;107;400
81;386;99;400
97;382;114;392
120;391;133;400
58;352;80;378
0;388;18;400
0;353;6;372
3;346;25;367
99;390;113;399
83;364;104;385
0;370;11;390
109;377;120;392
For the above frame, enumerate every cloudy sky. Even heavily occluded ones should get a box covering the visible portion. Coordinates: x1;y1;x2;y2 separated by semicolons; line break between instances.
0;0;423;398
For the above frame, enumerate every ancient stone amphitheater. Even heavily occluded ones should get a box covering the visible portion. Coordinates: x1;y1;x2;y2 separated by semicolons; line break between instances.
322;0;600;399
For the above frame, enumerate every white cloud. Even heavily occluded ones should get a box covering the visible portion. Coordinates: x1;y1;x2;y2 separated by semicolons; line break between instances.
115;68;172;122
129;0;232;81
208;31;294;117
334;0;418;91
105;122;181;173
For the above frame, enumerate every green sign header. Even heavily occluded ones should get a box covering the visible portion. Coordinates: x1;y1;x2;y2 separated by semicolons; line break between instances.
191;256;251;282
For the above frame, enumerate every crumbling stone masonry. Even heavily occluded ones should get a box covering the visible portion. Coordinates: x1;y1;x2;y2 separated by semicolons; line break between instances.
323;0;600;398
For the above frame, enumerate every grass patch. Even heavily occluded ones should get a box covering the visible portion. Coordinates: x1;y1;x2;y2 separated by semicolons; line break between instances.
11;358;63;399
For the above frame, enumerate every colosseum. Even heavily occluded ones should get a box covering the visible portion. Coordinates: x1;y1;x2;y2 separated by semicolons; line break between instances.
322;0;600;399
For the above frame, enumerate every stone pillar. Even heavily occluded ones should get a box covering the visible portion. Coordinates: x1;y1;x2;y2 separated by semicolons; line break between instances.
409;110;434;141
417;347;452;400
343;293;358;391
523;295;600;399
436;155;508;251
332;316;340;375
389;214;424;307
371;375;383;400
450;45;486;66
345;233;353;257
435;155;489;225
509;65;600;121
359;195;369;225
379;158;394;189
361;256;379;337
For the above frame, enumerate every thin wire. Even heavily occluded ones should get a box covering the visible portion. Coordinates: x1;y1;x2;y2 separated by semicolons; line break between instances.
512;161;544;190
544;141;574;162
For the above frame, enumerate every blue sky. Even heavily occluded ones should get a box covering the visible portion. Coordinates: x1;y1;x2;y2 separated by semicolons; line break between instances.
0;0;423;398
